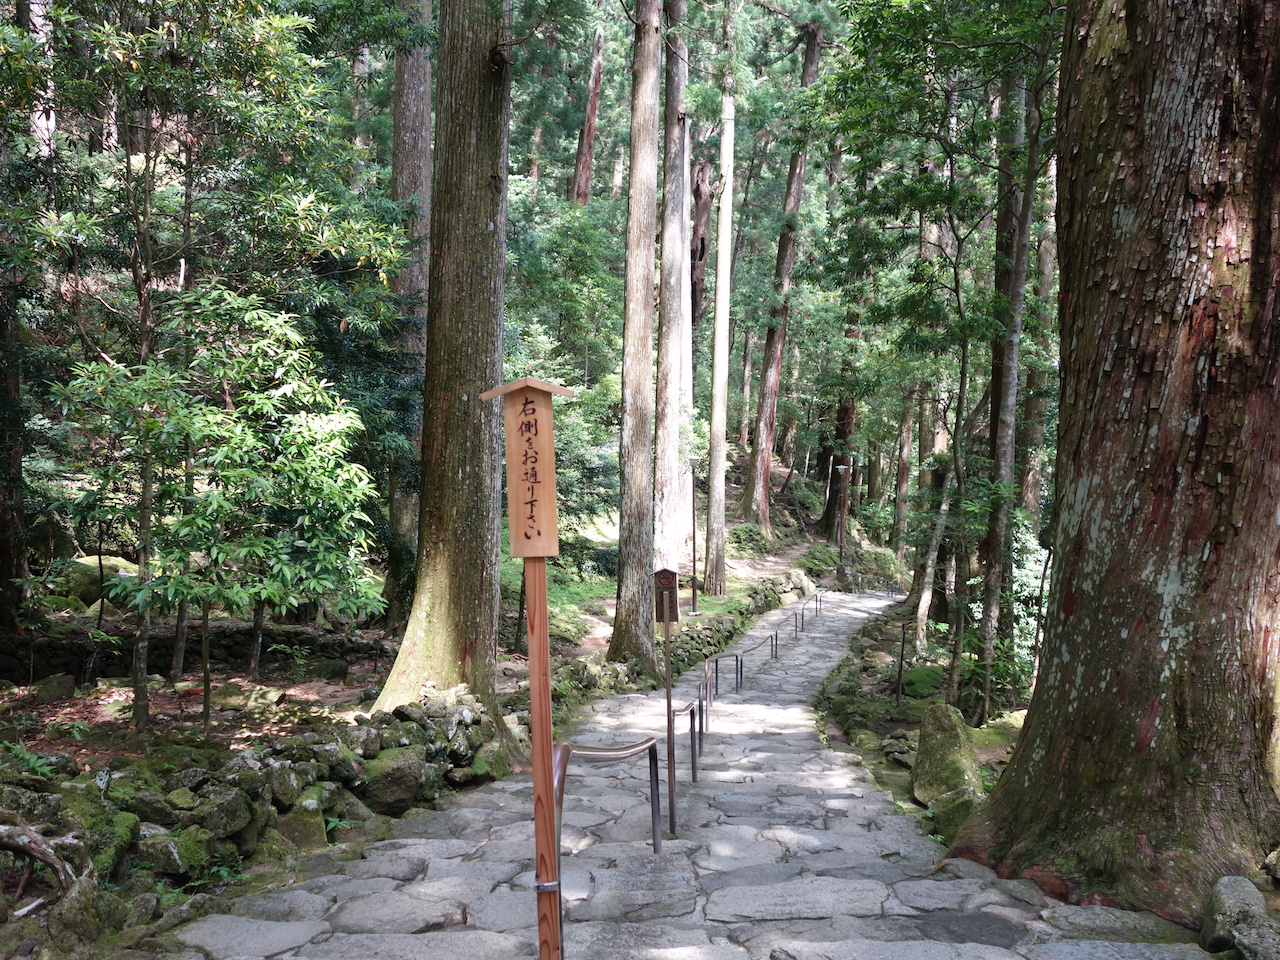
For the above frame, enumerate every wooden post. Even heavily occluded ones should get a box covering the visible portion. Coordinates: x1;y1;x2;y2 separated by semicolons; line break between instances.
481;378;574;960
655;568;679;834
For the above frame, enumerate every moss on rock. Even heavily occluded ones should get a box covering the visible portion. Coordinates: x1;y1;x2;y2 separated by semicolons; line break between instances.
912;703;983;808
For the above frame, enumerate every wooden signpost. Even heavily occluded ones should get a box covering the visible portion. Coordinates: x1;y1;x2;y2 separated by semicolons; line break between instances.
655;568;679;834
480;377;573;960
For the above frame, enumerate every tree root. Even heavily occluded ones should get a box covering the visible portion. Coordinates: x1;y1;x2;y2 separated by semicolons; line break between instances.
0;823;86;894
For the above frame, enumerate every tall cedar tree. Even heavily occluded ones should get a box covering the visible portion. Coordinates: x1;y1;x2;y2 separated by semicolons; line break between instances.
375;0;510;712
568;25;605;205
608;0;662;675
654;0;691;571
954;0;1280;923
382;0;433;631
703;0;738;597
737;24;821;536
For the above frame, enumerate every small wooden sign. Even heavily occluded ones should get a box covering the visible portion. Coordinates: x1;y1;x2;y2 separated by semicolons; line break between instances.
480;378;574;559
655;568;680;623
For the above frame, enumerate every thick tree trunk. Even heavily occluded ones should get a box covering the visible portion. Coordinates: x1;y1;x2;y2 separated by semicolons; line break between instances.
569;25;606;205
131;453;154;727
376;0;509;712
818;394;855;539
0;280;27;639
736;330;752;448
889;385;916;561
737;24;821;535
914;466;955;655
975;66;1047;725
704;4;737;598
607;0;661;675
1017;236;1056;526
866;442;883;509
26;0;55;157
654;0;691;571
690;161;713;340
247;597;265;683
955;0;1280;923
382;0;433;632
987;73;1023;468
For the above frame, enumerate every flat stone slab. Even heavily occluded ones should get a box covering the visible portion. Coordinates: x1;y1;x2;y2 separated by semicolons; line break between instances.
467;889;537;932
892;878;990;911
323;888;466;934
705;876;890;922
770;941;1025;960
1019;943;1211;960
294;929;537;959
231;889;332;922
174;916;330;958
565;920;748;959
1040;906;1199;944
917;911;1028;947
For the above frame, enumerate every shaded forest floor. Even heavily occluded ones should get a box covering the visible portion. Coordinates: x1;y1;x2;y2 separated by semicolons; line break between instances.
2;520;828;779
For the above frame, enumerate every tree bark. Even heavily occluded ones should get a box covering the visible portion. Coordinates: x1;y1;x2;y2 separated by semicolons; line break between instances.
131;452;153;727
737;23;821;535
914;465;954;654
955;0;1280;922
690;160;713;340
866;441;883;509
736;329;752;448
0;278;27;639
607;0;661;675
1017;236;1055;526
376;0;509;713
569;25;606;205
654;0;691;572
382;0;433;632
974;60;1048;725
818;392;855;539
704;1;737;598
889;384;916;561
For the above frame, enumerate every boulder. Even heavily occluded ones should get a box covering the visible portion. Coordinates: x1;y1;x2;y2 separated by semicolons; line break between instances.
60;555;138;606
930;785;980;845
275;785;329;850
59;781;140;878
0;783;62;824
39;594;88;614
1201;875;1267;953
912;703;983;808
311;658;349;682
338;723;382;759
901;664;945;698
356;747;426;817
166;786;200;811
1235;914;1280;960
46;874;127;950
191;784;254;839
267;762;304;808
139;824;215;876
31;672;76;704
448;741;511;787
117;788;179;827
84;598;124;620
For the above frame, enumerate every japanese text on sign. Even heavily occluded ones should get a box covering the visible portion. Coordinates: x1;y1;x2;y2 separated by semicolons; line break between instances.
518;395;543;542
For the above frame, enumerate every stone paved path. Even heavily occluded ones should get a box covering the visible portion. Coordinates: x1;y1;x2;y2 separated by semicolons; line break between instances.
165;591;1210;960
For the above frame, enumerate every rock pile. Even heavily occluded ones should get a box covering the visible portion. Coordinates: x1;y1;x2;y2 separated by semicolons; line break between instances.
0;684;523;954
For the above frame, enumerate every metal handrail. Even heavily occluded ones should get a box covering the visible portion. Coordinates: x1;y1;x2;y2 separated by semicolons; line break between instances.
672;702;698;779
798;589;823;630
712;653;743;695
548;738;662;959
553;738;663;854
793;589;826;635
